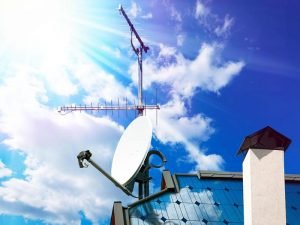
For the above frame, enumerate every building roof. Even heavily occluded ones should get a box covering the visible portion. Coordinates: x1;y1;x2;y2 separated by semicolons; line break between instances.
111;170;300;225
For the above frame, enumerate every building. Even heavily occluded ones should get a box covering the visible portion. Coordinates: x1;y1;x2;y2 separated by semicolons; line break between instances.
110;126;300;225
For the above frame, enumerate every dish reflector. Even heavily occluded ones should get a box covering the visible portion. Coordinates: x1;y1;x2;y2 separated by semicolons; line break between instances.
111;116;152;185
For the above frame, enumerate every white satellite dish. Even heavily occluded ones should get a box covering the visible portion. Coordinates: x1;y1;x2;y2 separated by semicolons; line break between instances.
111;116;152;186
77;115;165;198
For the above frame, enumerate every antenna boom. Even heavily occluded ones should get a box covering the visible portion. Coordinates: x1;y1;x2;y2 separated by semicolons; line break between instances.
118;4;149;53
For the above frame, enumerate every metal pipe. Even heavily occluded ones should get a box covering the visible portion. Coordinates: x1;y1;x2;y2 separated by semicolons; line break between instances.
138;48;143;115
77;150;137;198
87;158;137;198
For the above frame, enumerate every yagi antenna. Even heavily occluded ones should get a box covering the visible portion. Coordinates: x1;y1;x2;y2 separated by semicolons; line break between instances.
59;5;165;199
58;4;159;117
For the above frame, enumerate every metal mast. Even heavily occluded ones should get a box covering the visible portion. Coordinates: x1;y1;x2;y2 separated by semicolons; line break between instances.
119;4;149;116
58;5;158;117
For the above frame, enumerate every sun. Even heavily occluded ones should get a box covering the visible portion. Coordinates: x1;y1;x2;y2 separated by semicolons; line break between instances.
0;0;78;62
0;0;128;78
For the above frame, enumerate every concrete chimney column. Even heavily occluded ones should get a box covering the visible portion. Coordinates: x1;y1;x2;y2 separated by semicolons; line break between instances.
237;126;291;225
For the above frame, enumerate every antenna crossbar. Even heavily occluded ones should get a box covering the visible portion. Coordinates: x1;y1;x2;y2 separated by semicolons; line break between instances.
58;104;159;113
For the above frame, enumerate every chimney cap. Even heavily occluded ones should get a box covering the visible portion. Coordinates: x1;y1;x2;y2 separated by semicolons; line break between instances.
237;126;291;155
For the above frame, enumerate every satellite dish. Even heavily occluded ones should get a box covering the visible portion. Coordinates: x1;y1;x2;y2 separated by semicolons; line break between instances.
77;115;165;199
111;116;152;186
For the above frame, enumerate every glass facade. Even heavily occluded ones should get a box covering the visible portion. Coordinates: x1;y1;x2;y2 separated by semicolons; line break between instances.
286;183;300;224
129;175;300;225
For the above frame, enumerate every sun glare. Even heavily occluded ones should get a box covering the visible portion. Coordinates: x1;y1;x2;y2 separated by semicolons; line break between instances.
0;0;131;79
0;0;77;61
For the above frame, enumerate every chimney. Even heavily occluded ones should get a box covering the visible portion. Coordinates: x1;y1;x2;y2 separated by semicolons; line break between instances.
237;126;291;225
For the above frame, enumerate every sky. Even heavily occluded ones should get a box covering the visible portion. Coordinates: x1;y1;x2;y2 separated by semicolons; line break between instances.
0;0;299;224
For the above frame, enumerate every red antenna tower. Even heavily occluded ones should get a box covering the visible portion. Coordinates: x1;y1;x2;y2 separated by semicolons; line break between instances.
59;5;159;117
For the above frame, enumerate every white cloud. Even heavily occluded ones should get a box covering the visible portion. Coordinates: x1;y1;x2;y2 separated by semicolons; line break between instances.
129;43;244;170
158;43;177;57
0;161;12;178
185;142;224;171
98;45;121;59
195;0;209;19
127;2;152;20
146;95;223;171
176;34;185;46
69;58;136;104
42;62;78;97
141;13;153;19
195;1;234;38
17;55;135;103
128;2;141;18
170;6;182;22
215;15;234;37
151;96;213;144
130;43;245;97
0;69;131;224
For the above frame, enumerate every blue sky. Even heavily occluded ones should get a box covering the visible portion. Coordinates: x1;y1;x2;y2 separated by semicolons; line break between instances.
0;0;299;224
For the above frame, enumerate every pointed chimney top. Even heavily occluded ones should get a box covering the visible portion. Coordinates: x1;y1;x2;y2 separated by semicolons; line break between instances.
237;126;291;155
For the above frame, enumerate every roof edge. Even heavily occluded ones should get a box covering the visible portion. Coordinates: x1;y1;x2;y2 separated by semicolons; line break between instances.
198;170;300;181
